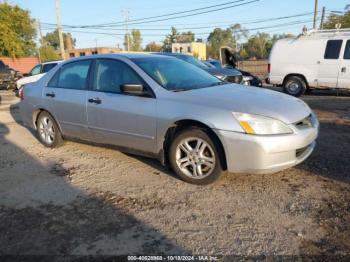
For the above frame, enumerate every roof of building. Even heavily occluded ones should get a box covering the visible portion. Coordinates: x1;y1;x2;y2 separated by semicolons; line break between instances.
0;57;40;73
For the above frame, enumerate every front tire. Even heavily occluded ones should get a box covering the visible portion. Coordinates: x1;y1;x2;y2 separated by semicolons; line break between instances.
36;111;63;148
283;76;307;97
169;128;224;185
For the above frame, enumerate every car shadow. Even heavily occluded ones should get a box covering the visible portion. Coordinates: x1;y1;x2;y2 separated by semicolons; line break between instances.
2;105;189;257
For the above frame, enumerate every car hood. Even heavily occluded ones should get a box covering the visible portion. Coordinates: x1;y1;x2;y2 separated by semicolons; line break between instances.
206;67;241;77
171;84;311;124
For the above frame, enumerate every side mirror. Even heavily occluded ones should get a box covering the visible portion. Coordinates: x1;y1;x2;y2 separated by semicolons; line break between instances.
120;84;149;96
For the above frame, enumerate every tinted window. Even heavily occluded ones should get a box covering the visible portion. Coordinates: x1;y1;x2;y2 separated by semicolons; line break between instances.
93;59;143;93
344;40;350;59
324;40;343;59
30;65;41;75
57;60;91;89
42;63;58;73
132;57;222;91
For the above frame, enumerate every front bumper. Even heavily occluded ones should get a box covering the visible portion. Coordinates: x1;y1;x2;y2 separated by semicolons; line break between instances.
215;122;319;174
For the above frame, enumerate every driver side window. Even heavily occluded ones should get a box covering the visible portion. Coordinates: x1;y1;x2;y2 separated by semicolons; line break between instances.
93;59;143;93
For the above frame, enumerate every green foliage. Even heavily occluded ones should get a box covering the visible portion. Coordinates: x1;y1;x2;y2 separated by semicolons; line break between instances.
163;27;179;52
144;41;162;52
39;46;60;62
240;32;271;59
0;3;36;57
176;31;195;43
43;29;76;50
323;8;350;29
124;29;142;51
207;28;236;59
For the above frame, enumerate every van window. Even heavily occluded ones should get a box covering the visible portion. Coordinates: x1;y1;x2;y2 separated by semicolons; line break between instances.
324;40;343;59
344;40;350;59
57;60;91;90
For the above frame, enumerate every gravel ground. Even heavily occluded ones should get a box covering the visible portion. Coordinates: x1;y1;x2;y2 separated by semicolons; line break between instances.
0;89;349;259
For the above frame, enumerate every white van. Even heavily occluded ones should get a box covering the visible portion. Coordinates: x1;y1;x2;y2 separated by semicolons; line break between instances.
268;29;350;96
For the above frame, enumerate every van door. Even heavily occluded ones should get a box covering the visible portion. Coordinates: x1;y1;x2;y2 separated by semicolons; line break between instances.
337;39;350;89
317;39;342;88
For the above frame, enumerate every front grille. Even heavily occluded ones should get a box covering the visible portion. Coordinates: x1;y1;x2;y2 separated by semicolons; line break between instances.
225;75;243;84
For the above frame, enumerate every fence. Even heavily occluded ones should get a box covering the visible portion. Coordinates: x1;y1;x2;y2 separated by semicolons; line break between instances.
236;59;268;80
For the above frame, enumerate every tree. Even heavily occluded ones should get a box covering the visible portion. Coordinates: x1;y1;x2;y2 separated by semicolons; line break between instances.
176;31;195;43
163;27;179;52
144;41;162;52
207;28;236;59
43;29;76;51
241;32;271;59
0;3;36;57
323;6;350;29
39;46;60;62
124;29;142;51
230;23;249;50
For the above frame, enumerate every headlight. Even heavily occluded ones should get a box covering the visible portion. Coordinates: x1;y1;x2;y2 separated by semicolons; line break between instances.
233;112;293;135
213;74;226;80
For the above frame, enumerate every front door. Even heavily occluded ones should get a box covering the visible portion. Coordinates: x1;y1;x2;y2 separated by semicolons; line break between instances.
45;59;91;139
337;39;350;89
87;59;157;153
317;39;342;88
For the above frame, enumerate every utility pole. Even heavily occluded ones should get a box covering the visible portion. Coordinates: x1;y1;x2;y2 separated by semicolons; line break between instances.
313;0;318;29
55;0;65;60
320;6;326;30
35;21;43;63
122;9;130;52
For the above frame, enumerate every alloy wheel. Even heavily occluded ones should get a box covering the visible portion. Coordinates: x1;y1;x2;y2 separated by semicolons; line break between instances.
38;116;55;145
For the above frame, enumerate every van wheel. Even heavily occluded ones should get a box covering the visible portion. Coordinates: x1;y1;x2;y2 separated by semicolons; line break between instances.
37;111;63;148
169;128;224;185
283;76;307;97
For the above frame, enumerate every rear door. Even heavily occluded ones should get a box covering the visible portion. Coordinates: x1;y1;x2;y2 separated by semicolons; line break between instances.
317;39;342;88
45;59;92;139
86;58;157;153
337;39;350;89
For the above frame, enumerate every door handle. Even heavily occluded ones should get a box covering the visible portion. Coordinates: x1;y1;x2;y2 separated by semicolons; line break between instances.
46;92;55;98
341;66;346;73
317;61;321;64
88;98;101;104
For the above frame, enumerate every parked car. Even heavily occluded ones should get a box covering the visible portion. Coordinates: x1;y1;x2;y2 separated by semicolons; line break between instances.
0;60;22;90
268;29;350;96
154;52;243;84
206;59;263;87
16;61;61;91
20;54;319;185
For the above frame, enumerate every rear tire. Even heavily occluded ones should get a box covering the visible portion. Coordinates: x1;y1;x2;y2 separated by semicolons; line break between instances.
169;128;224;185
36;111;63;148
283;76;307;97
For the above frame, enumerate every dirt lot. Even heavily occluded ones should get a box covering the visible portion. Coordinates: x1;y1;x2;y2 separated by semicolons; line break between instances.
0;89;349;258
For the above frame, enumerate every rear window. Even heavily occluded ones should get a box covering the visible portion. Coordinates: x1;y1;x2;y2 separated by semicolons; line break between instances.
42;63;58;73
344;40;350;59
324;40;343;59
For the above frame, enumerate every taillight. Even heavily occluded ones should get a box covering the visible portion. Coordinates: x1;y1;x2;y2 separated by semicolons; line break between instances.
268;63;271;73
19;88;24;101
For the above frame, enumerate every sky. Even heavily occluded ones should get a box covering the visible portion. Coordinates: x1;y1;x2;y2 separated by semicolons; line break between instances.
8;0;350;49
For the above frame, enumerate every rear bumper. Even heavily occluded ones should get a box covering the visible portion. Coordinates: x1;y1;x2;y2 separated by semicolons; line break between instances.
215;123;319;174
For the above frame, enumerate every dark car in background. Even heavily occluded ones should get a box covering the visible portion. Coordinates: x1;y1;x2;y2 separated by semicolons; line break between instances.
154;52;243;84
207;59;263;87
0;60;22;90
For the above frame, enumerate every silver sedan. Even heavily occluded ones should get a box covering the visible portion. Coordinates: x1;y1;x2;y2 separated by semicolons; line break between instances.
20;54;319;185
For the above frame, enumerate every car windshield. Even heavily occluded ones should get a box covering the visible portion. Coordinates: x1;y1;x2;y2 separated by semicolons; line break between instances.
180;55;209;69
132;57;223;91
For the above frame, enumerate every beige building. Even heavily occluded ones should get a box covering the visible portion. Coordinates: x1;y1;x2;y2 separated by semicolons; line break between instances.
171;42;207;60
62;47;123;59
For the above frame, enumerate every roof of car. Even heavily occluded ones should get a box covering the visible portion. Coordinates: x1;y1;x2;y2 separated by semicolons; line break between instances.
42;60;62;65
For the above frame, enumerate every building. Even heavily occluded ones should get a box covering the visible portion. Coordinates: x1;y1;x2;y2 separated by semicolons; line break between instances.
171;42;207;60
62;47;123;59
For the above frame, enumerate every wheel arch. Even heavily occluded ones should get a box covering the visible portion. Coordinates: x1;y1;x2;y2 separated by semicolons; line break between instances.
32;108;63;134
161;119;227;171
283;73;309;88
